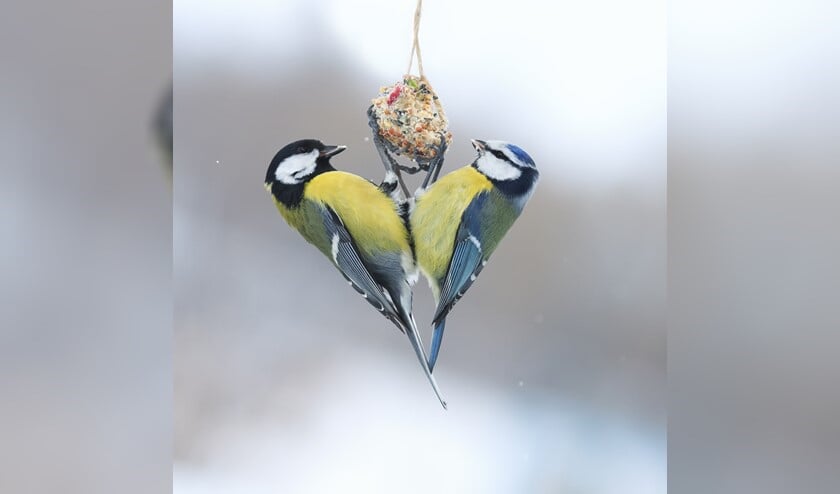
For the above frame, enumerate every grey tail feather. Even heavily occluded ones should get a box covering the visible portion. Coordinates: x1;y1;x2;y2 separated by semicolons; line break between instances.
392;285;447;408
428;317;447;373
402;315;447;409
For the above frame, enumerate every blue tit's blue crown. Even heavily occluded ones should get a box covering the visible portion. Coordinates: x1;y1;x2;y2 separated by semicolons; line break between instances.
506;144;535;168
472;140;539;195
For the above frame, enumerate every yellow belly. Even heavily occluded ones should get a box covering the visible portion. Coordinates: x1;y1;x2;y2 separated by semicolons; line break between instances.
411;167;492;297
305;171;412;257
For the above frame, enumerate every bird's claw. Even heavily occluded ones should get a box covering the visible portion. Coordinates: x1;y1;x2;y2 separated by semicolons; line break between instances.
368;106;449;195
420;131;449;190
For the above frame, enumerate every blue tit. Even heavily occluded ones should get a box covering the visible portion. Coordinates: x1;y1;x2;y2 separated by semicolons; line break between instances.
264;139;446;408
410;139;540;371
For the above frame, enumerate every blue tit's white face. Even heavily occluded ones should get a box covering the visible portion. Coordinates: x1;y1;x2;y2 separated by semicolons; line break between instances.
473;140;537;182
274;148;320;185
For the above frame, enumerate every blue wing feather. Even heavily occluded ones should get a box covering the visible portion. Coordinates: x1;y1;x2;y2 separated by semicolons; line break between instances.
321;206;406;332
432;193;489;324
323;205;447;407
427;193;490;370
428;318;446;372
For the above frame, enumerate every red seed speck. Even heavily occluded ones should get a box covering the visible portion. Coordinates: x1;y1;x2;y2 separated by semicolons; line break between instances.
387;85;403;105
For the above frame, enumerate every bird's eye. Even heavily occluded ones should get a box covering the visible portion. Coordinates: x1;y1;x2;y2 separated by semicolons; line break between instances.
490;149;509;162
297;146;306;153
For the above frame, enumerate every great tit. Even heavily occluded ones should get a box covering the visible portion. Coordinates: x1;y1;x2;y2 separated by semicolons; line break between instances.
410;139;540;371
264;139;446;408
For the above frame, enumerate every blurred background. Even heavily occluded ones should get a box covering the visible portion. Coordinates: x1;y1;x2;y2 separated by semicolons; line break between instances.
1;1;171;493
5;1;834;493
668;1;840;492
174;1;665;492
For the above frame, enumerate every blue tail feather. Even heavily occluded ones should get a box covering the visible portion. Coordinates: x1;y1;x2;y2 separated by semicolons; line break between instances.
428;318;447;372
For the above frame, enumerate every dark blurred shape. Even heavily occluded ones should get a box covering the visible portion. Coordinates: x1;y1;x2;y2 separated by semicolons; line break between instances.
1;1;172;493
154;81;174;178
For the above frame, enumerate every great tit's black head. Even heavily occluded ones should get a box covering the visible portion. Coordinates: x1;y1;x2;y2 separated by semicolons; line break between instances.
471;139;539;197
265;139;346;187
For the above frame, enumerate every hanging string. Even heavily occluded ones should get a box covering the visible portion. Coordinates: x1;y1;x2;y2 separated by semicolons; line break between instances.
405;0;425;78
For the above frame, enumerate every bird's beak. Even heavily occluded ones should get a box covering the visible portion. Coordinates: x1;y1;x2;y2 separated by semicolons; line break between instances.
471;139;487;153
320;145;347;158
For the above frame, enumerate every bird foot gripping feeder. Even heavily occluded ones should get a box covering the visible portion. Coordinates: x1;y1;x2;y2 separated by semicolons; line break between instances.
367;0;450;196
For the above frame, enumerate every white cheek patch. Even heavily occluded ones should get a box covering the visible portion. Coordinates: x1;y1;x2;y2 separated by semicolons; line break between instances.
476;154;521;181
484;140;535;169
275;150;319;184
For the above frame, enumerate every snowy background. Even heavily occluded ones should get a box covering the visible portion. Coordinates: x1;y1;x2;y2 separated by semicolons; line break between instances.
174;1;665;492
3;1;836;493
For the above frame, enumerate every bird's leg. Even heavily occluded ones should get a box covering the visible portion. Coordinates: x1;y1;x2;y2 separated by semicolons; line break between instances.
420;132;449;190
397;162;427;174
394;171;411;200
373;134;409;199
368;105;446;198
419;160;436;190
368;106;411;200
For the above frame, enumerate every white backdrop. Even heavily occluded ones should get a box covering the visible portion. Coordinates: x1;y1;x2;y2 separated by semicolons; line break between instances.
174;1;666;492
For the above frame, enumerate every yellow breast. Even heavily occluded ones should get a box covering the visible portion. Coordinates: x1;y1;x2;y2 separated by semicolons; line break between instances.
305;171;412;257
411;166;492;294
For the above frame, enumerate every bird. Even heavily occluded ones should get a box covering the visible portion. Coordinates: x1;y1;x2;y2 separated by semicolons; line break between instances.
264;139;446;408
410;139;540;372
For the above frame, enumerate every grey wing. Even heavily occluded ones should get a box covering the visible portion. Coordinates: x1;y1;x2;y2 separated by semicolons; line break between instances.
431;193;490;324
321;206;407;333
